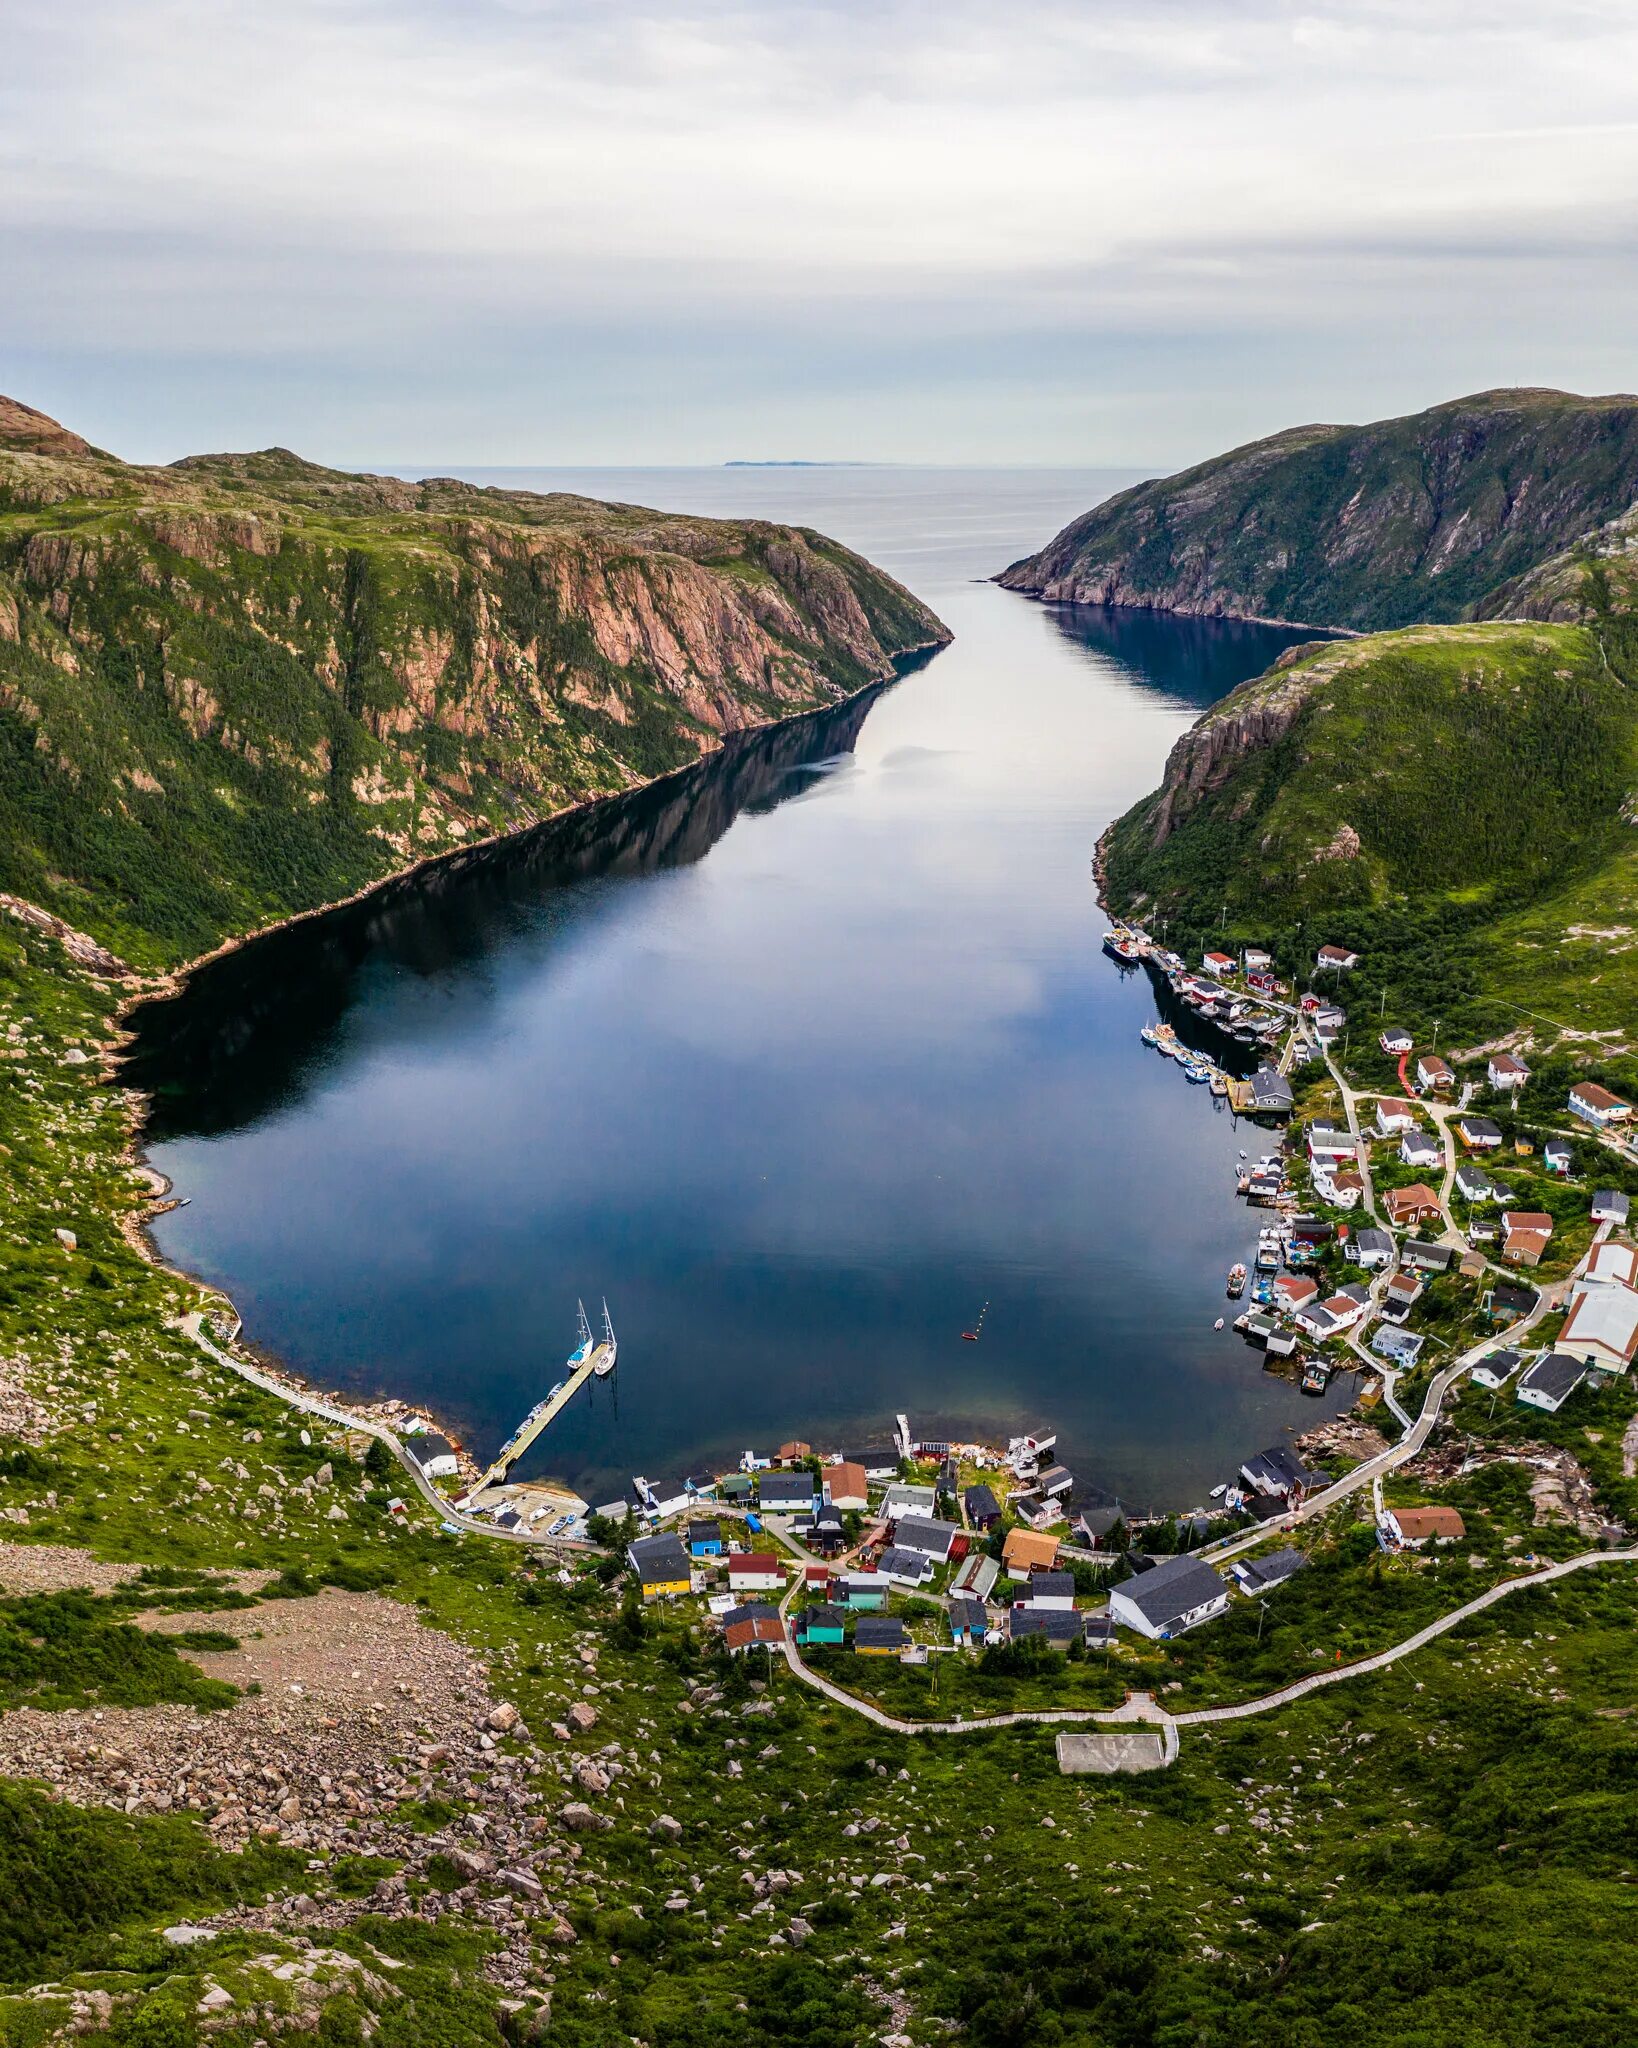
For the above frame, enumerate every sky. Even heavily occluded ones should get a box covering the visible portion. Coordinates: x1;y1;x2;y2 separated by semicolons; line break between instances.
4;0;1638;469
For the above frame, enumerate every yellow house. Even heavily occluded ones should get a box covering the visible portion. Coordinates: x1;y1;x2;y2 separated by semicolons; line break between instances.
629;1534;691;1600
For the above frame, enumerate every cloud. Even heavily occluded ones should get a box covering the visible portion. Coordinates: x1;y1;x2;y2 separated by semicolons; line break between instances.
4;0;1637;462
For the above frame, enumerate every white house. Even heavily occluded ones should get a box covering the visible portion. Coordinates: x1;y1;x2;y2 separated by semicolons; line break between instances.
1591;1190;1630;1228
1400;1129;1441;1169
1307;1123;1358;1161
1109;1554;1229;1641
1416;1054;1455;1093
1488;1053;1529;1092
875;1545;935;1588
727;1553;784;1593
1470;1347;1522;1390
1557;1285;1638;1374
1454;1163;1499;1205
1457;1116;1504;1151
1316;945;1360;971
1013;1570;1076;1611
1351;1227;1395;1269
403;1430;459;1481
879;1482;937;1521
891;1514;961;1561
1243;947;1272;973
1202;949;1237;976
1380;1027;1414;1056
1517;1352;1587;1412
1569;1082;1633;1129
1374;1099;1420;1138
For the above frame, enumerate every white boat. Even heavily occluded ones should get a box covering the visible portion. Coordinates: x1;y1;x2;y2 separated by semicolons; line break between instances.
1209;1483;1227;1500
568;1300;595;1369
594;1297;618;1377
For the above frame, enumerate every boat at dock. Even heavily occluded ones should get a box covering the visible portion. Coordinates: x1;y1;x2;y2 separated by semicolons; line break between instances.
1226;1263;1247;1296
1302;1359;1332;1394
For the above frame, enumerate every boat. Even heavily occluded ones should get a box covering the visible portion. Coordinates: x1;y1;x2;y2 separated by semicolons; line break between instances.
961;1301;989;1343
1226;1263;1248;1296
1209;1482;1228;1500
1139;1023;1158;1045
567;1300;595;1370
1302;1359;1332;1394
1213;1316;1225;1330
594;1298;618;1377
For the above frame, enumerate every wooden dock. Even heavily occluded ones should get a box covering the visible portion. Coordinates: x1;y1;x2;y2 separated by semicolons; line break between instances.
457;1338;613;1505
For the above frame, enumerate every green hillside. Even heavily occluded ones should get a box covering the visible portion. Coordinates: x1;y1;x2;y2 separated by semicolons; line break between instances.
1102;611;1638;1061
1000;387;1638;631
0;399;947;967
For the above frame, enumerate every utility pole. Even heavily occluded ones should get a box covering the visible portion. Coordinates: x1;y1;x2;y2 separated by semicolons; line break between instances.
1256;1598;1270;1643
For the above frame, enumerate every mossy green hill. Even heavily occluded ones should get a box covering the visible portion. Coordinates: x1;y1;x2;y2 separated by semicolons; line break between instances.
0;399;947;967
1001;386;1638;632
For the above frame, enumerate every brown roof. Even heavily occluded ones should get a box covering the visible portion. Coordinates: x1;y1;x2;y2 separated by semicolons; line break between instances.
1503;1229;1550;1266
1418;1054;1454;1079
1572;1082;1630;1113
1501;1211;1553;1234
776;1441;811;1461
1332;1170;1365;1190
1275;1274;1319;1303
1489;1053;1528;1075
821;1461;868;1499
1394;1506;1465;1539
724;1616;785;1650
1386;1183;1441;1221
1002;1528;1060;1572
727;1553;780;1575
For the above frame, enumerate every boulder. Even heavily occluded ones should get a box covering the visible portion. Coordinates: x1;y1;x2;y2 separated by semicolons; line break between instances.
560;1802;612;1834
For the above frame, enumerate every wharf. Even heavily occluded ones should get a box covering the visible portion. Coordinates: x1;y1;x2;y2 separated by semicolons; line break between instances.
457;1339;612;1504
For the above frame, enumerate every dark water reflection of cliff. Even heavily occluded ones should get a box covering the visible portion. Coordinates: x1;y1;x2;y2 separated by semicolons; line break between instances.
130;469;1343;1510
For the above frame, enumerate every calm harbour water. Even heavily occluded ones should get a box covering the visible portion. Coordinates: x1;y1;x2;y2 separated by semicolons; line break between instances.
129;467;1346;1511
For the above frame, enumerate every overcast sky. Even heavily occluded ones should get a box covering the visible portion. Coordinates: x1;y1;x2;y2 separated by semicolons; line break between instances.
4;0;1637;468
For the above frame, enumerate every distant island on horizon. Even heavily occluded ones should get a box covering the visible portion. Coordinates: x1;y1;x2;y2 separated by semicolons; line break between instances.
723;459;898;468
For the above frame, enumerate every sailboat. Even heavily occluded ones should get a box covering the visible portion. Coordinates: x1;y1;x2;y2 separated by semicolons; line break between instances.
567;1300;594;1370
595;1298;618;1377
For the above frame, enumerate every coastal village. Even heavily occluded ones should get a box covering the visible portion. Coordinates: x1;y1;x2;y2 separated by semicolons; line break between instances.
397;920;1638;1693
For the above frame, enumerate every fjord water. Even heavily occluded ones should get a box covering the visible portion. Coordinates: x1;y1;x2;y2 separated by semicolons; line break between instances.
133;468;1341;1510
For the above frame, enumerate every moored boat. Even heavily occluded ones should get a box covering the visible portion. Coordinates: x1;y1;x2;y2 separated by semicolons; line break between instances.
1226;1263;1248;1296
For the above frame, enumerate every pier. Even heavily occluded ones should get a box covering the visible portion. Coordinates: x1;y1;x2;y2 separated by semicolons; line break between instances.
457;1328;615;1506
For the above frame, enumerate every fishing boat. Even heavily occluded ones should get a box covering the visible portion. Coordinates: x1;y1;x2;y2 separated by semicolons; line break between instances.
1209;1069;1229;1096
1226;1263;1248;1297
1102;928;1140;962
1139;1023;1159;1046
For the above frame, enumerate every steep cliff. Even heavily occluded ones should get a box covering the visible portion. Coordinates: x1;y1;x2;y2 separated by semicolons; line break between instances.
0;401;948;964
1001;388;1638;632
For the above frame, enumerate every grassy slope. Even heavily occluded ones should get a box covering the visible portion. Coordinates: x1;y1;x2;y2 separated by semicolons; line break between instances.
0;414;946;968
1103;615;1638;1068
1001;387;1638;631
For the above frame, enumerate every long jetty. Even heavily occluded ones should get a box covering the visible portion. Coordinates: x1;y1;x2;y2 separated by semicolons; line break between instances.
458;1336;613;1504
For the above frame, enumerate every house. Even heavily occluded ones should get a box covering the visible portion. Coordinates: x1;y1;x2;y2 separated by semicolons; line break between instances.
1381;1271;1424;1323
686;1518;723;1558
963;1482;1002;1529
1485;1282;1538;1322
1274;1273;1319;1313
1009;1426;1058;1464
758;1470;818;1516
808;1502;847;1551
879;1482;937;1521
951;1552;1000;1602
854;1616;906;1657
1380;1026;1414;1056
1036;1464;1075;1499
775;1440;811;1465
1400;1129;1441;1170
1569;1082;1633;1129
1243;947;1273;972
1014;1570;1075;1611
1416;1053;1455;1093
1374;1098;1421;1137
1457;1116;1504;1151
1580;1240;1638;1292
1557;1285;1638;1373
1082;1612;1119;1647
1543;1138;1572;1177
402;1431;459;1481
1299;1287;1368;1339
1009;1607;1082;1648
1248;1068;1295;1115
846;1446;903;1481
1488;1053;1530;1092
1502;1210;1554;1267
724;1615;785;1655
1316;944;1360;970
1352;1226;1396;1269
1517;1351;1588;1413
1307;1122;1358;1160
1315;1166;1364;1210
948;1597;988;1646
1108;1554;1230;1640
1232;1547;1306;1595
628;1533;692;1601
1202;949;1237;976
819;1461;869;1512
1592;1190;1630;1227
1011;1491;1067;1530
1312;1005;1346;1044
1468;1219;1500;1245
1386;1183;1442;1227
794;1603;847;1647
1378;1505;1464;1550
836;1572;888;1609
727;1553;784;1593
1072;1502;1127;1550
875;1545;935;1588
719;1472;756;1504
635;1475;707;1520
1371;1325;1424;1365
1470;1347;1522;1390
1402;1240;1454;1274
1460;1249;1487;1280
1002;1527;1061;1575
1240;1443;1323;1499
1290;1214;1335;1248
1295;1302;1339;1341
892;1514;963;1562
1454;1163;1500;1205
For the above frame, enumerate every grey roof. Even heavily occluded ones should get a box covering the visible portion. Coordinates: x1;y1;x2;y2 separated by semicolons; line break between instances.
1353;1227;1394;1256
892;1514;959;1553
1076;1504;1126;1539
758;1471;816;1503
1519;1351;1587;1403
1115;1553;1227;1628
629;1534;690;1582
1474;1348;1522;1380
876;1545;933;1577
1016;1571;1074;1601
722;1600;781;1628
1404;1240;1454;1270
405;1432;454;1464
854;1616;906;1649
1593;1189;1630;1218
1491;1283;1539;1315
963;1482;1001;1519
1459;1117;1503;1142
1010;1606;1081;1643
1082;1612;1119;1641
1238;1546;1306;1592
1371;1326;1424;1362
1242;1444;1323;1494
948;1597;987;1634
798;1604;846;1631
1250;1068;1294;1111
686;1518;721;1541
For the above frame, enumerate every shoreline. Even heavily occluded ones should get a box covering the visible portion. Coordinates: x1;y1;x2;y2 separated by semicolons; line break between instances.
993;585;1362;638
104;653;940;1479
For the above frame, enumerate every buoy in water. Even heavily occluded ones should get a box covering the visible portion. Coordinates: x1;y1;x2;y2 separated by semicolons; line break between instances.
961;1300;990;1343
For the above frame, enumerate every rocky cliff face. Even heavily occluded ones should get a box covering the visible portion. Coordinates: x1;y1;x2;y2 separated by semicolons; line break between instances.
1001;388;1638;632
0;400;948;963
